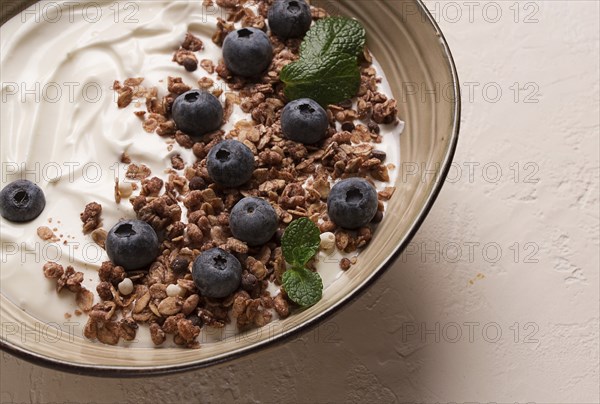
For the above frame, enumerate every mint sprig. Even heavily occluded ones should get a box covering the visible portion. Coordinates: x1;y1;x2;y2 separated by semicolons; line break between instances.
280;55;361;107
281;217;321;266
281;17;367;106
280;218;323;307
300;16;366;59
282;267;323;307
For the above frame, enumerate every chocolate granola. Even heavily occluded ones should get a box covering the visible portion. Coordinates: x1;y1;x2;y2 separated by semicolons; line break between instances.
42;0;399;348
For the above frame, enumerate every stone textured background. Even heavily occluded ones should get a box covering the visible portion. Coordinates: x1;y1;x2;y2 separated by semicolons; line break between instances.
1;1;599;403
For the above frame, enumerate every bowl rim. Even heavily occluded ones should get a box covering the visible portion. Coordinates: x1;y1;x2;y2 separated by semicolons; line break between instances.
0;0;461;377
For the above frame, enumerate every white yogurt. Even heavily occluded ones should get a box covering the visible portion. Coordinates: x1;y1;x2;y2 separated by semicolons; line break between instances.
0;0;402;347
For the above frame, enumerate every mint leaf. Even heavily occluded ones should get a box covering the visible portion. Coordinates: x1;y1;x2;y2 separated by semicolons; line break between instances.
281;219;323;307
282;266;323;307
300;17;366;59
281;217;321;266
280;16;366;106
281;54;361;107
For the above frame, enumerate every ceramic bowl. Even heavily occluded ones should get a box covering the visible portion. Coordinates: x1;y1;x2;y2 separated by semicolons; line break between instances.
0;0;460;376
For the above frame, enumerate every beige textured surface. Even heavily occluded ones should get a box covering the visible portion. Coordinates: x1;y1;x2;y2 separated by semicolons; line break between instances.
1;0;599;403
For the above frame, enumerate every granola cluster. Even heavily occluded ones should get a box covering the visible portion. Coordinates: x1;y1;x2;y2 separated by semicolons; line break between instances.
173;32;204;72
80;202;102;234
43;262;94;316
41;0;399;348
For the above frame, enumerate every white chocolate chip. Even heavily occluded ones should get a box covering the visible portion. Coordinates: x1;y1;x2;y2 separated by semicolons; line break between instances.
118;278;134;295
118;182;133;198
320;232;336;251
166;284;184;297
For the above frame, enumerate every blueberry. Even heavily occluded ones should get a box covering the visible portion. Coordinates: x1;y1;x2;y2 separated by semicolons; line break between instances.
327;178;378;229
229;197;279;246
0;180;46;222
172;89;223;138
192;248;242;298
207;139;255;188
268;0;312;39
281;98;329;144
106;220;159;271
223;27;273;77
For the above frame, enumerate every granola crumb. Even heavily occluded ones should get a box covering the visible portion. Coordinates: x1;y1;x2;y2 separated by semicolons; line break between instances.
119;318;138;341
150;323;166;345
200;59;215;74
76;289;94;312
117;86;133;108
125;163;151;180
371;150;386;162
91;228;107;249
167;76;191;95
54;265;84;293
121;151;132;164
114;179;121;204
96;281;113;301
181;32;204;51
171;154;185;170
212;17;234;46
80;202;102;234
98;261;126;285
339;258;352;271
173;49;198;72
37;226;59;242
43;262;64;279
378;186;396;201
273;293;289;318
